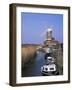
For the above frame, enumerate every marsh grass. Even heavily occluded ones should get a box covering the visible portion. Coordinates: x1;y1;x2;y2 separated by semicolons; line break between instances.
21;44;38;67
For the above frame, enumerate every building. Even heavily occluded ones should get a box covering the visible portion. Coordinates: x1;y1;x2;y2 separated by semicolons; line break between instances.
43;28;60;49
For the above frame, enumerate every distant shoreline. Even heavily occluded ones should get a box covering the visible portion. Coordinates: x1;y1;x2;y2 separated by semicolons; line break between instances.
22;44;42;47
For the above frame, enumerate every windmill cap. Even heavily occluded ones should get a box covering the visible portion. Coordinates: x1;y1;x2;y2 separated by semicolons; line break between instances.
47;28;52;32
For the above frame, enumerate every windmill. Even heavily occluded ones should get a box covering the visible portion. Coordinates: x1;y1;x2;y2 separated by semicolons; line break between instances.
40;25;54;41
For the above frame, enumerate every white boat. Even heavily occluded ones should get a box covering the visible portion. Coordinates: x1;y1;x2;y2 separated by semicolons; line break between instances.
41;56;59;75
41;64;57;75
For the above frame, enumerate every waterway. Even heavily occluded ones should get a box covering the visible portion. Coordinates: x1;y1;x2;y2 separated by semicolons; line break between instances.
22;52;45;77
22;52;63;77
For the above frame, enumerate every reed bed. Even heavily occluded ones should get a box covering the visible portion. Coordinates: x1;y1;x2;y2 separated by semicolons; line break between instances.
21;45;37;67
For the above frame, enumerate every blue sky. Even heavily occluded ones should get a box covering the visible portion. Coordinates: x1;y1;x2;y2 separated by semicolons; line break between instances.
21;12;63;44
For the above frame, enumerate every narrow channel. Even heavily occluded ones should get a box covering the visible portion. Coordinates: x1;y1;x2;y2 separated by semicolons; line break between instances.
22;52;45;77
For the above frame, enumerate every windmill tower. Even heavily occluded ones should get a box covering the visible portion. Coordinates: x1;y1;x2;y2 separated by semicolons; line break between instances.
44;27;59;47
46;28;53;40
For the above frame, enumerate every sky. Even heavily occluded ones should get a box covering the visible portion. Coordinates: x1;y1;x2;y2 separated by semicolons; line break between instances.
21;12;63;44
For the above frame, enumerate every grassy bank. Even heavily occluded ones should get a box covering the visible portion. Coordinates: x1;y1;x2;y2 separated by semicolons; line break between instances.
21;44;40;67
